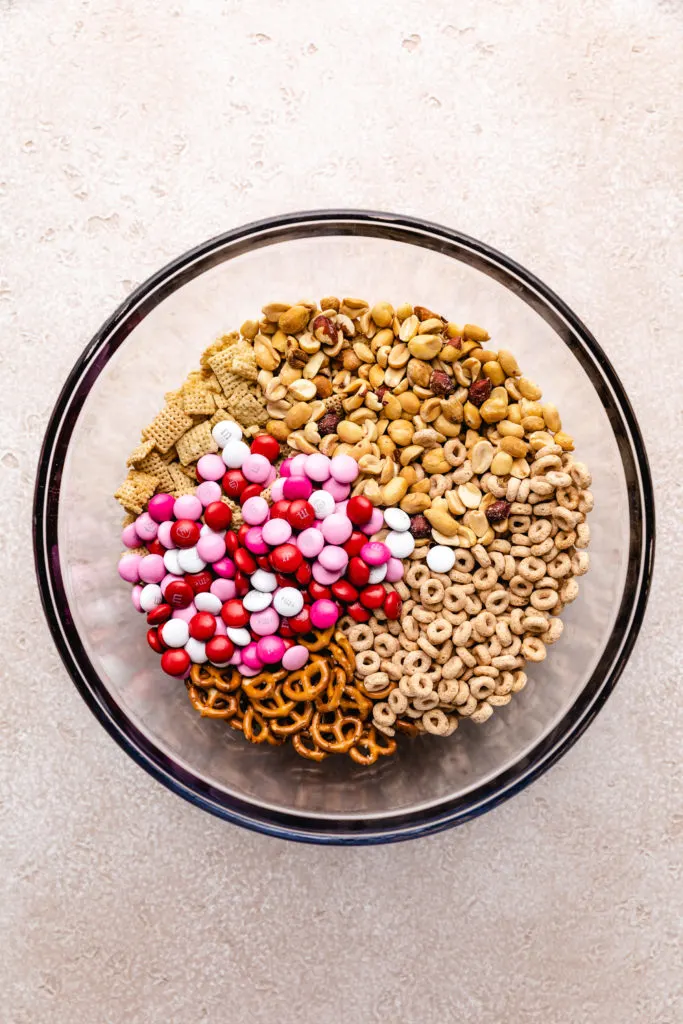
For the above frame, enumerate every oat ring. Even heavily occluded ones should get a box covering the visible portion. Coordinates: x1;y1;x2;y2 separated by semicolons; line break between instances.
373;632;399;658
354;649;381;677
348;624;374;651
406;563;430;589
426;618;452;645
420;579;445;606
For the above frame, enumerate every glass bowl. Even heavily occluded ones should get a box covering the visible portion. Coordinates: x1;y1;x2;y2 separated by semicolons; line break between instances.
33;211;655;844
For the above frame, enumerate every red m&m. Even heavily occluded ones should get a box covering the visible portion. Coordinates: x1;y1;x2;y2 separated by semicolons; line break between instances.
170;519;201;548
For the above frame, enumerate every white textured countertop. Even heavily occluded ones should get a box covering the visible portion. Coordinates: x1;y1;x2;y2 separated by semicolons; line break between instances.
1;2;681;1021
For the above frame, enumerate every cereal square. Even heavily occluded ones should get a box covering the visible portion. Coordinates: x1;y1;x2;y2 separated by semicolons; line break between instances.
145;403;194;453
175;421;218;465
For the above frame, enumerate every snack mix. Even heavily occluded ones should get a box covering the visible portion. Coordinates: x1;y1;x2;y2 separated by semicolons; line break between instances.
116;298;592;764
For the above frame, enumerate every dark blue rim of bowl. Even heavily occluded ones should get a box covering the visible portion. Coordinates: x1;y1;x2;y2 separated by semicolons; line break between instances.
33;210;655;845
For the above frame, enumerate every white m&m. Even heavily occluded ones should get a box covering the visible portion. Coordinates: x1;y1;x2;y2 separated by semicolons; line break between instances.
426;545;456;573
212;420;243;447
272;587;304;618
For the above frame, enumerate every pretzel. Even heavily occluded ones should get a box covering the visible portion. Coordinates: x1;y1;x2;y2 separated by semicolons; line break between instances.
282;656;331;701
252;688;297;719
242;669;286;701
270;702;313;737
315;666;346;713
349;725;397;765
190;663;240;694
186;683;240;719
330;632;356;674
310;710;363;754
298;627;335;652
339;684;373;720
292;731;328;762
242;706;284;745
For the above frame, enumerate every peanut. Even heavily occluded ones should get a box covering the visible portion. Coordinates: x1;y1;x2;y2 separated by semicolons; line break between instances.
285;402;312;430
408;335;442;360
387;419;414;446
337;420;363;444
278;305;310;334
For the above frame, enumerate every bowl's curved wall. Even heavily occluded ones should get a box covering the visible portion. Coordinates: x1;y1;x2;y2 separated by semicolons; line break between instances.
34;213;654;842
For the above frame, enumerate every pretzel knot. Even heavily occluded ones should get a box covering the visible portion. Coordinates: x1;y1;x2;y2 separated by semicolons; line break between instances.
349;726;397;765
242;668;287;701
252;688;296;719
270;703;313;737
242;706;283;745
292;731;327;762
190;663;241;694
310;710;363;754
186;683;240;720
314;666;346;713
298;627;335;652
339;684;372;720
282;656;331;701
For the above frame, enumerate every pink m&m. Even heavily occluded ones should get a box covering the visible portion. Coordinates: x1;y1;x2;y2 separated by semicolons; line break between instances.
138;554;166;584
242;453;272;484
196;454;226;482
241;642;264;671
173;494;203;521
322;478;350;502
131;585;143;612
385;557;404;582
279;458;293;477
135;512;158;542
269;478;286;502
171;602;197;623
197;532;227;563
360;541;391;566
195;480;222;506
118;553;141;583
312;562;343;585
305;453;331;482
121;523;141;549
244;527;269;555
318;545;348;572
210;578;237;601
361;508;385;536
310;599;340;629
157;521;176;549
282;644;309;671
212;557;236;579
250;607;280;636
242;495;270;525
147;493;175;523
296;527;324;559
283;476;313;500
329;454;359;484
238;664;261;677
262;518;292;546
289;454;309;476
256;635;286;665
321;513;353;546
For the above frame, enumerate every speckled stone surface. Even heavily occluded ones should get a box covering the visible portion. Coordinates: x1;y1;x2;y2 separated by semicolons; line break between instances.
1;2;681;1022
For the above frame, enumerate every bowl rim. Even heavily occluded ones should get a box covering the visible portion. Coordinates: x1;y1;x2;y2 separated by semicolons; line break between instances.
33;209;655;844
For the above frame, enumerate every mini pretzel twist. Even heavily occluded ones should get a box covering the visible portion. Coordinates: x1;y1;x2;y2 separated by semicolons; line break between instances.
282;656;331;701
349;725;397;765
186;683;240;720
310;710;363;754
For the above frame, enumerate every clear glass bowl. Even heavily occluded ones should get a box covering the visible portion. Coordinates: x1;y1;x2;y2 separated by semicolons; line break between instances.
33;211;655;844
